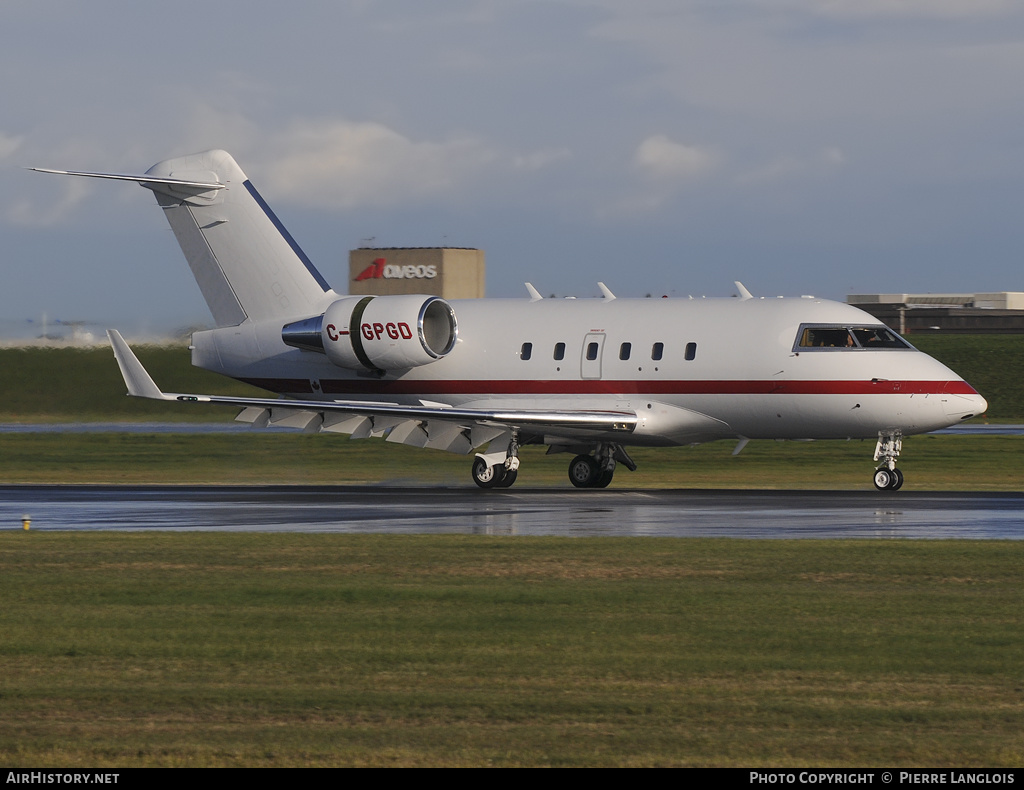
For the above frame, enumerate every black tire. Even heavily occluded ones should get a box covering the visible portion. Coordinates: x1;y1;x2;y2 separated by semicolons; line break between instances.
472;457;506;489
890;468;904;491
496;469;518;488
873;468;893;491
594;469;614;488
568;455;598;488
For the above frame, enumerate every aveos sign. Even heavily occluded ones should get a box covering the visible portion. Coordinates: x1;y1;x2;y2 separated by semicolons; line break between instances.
355;257;437;282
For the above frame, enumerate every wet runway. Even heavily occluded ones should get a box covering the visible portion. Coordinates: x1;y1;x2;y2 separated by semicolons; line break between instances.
2;485;1023;539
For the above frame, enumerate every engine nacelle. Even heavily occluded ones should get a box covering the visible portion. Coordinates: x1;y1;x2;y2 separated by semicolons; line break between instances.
282;295;458;372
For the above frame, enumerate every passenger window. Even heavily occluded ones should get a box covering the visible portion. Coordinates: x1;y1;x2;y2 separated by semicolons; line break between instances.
521;342;532;360
619;342;631;361
652;342;664;361
586;342;599;361
685;342;697;361
554;342;565;361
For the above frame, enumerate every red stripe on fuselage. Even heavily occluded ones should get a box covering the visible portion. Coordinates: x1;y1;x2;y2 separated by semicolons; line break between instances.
238;378;979;397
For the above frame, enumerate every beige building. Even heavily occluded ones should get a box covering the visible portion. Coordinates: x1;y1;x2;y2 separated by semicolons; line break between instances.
349;248;485;299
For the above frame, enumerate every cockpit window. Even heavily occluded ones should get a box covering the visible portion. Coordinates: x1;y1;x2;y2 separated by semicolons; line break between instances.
795;324;911;352
851;327;910;349
799;327;854;348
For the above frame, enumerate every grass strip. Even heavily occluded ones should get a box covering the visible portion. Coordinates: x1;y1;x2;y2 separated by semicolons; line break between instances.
0;432;1021;489
0;534;1021;767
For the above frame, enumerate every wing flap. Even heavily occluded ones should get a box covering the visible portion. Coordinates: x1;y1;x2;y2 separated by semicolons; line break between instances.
386;421;429;448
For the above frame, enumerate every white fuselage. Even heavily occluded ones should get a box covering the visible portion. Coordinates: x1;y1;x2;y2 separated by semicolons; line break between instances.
191;294;986;448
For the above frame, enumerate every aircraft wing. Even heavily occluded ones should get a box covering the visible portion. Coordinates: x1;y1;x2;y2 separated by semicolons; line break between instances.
108;330;637;453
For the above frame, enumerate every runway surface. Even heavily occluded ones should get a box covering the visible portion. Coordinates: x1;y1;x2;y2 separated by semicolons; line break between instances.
2;485;1023;538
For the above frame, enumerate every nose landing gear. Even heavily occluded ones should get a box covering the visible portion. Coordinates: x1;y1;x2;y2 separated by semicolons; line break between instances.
873;431;904;491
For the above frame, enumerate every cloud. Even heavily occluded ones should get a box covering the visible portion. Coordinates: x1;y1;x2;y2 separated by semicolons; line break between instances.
0;133;23;160
736;146;846;185
597;135;721;218
6;177;92;227
513;148;572;171
260;120;498;209
633;135;719;180
800;0;1014;20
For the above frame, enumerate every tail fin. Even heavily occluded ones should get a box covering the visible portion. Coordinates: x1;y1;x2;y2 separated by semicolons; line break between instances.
35;150;336;327
144;150;335;326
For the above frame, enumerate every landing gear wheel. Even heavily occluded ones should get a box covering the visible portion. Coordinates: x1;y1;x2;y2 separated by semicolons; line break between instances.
472;457;506;489
496;469;518;488
594;469;614;488
873;467;904;491
568;455;599;488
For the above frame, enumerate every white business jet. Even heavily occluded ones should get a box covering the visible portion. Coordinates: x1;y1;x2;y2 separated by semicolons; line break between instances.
34;150;987;490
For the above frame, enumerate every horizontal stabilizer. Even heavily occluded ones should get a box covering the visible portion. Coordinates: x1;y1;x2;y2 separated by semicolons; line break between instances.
30;167;225;193
35;150;336;327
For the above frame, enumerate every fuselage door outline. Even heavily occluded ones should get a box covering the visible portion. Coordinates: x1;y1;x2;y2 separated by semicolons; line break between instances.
581;333;605;380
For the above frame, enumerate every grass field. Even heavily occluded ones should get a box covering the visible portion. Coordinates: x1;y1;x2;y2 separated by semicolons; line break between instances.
0;432;1021;489
0;345;262;423
1;533;1021;767
910;334;1024;420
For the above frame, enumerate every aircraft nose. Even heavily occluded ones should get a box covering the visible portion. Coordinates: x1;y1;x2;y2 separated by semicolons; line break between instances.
944;387;987;420
970;392;989;417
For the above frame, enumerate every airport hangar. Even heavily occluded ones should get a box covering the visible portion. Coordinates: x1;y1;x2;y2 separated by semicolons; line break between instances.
848;293;1024;334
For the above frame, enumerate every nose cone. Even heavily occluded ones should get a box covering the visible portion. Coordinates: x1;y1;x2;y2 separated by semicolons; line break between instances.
972;391;988;416
944;384;987;421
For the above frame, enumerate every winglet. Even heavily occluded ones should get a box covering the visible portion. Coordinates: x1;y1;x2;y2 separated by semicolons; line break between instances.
524;282;543;301
106;330;175;401
597;282;616;301
734;281;754;301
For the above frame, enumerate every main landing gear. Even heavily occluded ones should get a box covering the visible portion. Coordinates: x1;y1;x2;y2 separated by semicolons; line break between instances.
470;439;638;490
873;431;904;491
568;444;636;489
471;434;521;489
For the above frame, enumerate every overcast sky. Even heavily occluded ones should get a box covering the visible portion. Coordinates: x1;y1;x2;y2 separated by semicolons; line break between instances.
4;0;1024;336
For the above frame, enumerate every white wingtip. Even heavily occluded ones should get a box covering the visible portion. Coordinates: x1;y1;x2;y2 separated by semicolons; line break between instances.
734;281;754;301
106;330;173;400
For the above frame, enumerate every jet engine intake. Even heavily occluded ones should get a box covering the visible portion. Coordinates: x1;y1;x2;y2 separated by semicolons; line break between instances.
282;295;458;372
